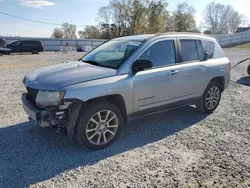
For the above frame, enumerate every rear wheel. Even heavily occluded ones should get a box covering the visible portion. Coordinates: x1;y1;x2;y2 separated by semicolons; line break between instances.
247;64;250;76
75;101;123;150
32;49;38;54
196;81;221;114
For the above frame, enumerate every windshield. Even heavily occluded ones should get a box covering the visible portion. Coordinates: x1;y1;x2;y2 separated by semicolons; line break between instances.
81;40;143;69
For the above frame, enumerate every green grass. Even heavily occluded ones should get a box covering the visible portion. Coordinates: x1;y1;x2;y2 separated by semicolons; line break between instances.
233;43;250;49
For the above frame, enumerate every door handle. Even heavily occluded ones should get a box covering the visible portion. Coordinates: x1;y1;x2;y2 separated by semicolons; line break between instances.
168;70;179;75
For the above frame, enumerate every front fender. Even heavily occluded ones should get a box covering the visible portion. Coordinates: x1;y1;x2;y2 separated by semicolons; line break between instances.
62;74;134;115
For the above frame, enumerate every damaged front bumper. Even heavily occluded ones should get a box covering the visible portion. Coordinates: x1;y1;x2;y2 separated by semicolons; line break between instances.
22;93;69;128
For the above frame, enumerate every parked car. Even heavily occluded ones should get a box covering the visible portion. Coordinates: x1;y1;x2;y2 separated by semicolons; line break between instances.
22;33;231;149
0;37;6;47
6;40;44;54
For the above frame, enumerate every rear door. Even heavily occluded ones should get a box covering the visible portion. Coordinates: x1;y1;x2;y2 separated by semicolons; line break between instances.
21;41;32;52
176;38;207;98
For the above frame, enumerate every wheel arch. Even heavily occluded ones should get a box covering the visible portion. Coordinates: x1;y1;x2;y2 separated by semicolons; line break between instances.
67;94;128;139
210;76;225;92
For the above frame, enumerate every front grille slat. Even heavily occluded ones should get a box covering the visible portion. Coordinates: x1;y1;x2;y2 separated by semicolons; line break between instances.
27;87;38;105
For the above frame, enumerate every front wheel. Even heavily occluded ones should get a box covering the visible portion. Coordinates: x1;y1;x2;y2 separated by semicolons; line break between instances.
247;64;250;76
75;101;123;150
196;81;221;114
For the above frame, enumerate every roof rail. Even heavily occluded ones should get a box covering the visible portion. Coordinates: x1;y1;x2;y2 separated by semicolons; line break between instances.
155;32;206;36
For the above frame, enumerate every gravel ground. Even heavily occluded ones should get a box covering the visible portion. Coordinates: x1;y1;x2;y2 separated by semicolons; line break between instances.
0;50;250;188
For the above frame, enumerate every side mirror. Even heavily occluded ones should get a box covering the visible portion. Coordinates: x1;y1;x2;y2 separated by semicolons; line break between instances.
132;59;153;74
204;52;212;60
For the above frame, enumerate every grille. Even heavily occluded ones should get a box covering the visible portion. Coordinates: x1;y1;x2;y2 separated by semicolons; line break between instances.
27;87;38;105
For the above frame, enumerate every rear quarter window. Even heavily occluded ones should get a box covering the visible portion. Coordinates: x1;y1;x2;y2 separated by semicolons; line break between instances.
202;41;215;59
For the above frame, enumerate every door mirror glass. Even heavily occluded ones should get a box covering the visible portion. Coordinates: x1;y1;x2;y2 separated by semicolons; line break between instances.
132;59;153;73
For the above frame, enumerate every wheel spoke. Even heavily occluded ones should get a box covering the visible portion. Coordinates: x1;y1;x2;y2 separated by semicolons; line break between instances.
208;90;212;96
103;132;107;143
90;118;99;125
107;115;116;124
96;133;101;144
105;129;115;136
104;111;110;122
97;112;102;122
206;100;210;106
209;101;213;109
88;132;99;140
107;124;118;128
86;128;97;133
213;99;218;105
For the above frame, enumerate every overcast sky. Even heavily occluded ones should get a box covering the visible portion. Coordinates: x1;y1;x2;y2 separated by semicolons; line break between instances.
0;0;249;37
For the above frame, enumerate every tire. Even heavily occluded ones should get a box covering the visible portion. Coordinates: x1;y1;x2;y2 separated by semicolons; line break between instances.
75;101;123;150
247;64;250;76
32;49;38;54
196;81;222;114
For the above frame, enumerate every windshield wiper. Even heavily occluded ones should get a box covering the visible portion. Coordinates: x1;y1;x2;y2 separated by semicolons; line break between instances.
81;60;116;69
81;60;99;66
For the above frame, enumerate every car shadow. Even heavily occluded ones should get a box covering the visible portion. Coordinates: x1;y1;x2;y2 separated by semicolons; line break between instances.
0;106;208;187
236;76;250;86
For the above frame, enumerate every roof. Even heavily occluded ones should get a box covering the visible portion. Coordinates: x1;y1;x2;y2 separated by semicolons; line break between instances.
235;27;250;33
114;32;214;41
115;34;155;41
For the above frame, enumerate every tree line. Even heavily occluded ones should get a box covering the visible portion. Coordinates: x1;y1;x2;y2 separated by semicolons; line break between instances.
51;0;247;39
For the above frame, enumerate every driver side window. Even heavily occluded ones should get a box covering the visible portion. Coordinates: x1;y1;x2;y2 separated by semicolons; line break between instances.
138;40;176;67
12;41;21;46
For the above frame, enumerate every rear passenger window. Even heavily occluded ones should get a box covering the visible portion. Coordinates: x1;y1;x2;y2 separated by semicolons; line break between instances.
180;40;199;62
139;40;175;67
202;41;215;59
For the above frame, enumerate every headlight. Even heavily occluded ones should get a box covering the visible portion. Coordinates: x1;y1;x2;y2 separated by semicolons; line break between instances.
36;90;65;106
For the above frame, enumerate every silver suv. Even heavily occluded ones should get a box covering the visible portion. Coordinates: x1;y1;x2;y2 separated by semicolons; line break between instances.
22;33;230;149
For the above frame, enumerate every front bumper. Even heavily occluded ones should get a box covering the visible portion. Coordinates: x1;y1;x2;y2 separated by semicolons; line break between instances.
22;93;66;127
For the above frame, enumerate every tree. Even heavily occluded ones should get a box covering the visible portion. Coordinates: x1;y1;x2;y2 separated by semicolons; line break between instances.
97;6;112;24
172;2;197;32
147;0;170;33
51;28;64;38
61;23;77;38
203;2;245;34
78;26;101;39
51;23;77;38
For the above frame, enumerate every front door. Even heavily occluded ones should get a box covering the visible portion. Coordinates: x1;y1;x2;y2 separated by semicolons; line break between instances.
133;39;182;111
10;41;22;52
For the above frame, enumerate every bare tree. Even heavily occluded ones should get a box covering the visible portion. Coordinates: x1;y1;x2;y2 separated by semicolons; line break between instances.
203;2;245;34
97;6;112;24
172;2;197;32
51;28;64;38
61;23;77;38
78;26;101;39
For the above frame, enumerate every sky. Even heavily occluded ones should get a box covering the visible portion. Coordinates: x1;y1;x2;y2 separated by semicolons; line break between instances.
0;0;249;37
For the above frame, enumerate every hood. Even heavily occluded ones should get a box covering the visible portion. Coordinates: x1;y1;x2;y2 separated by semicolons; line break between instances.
24;61;117;90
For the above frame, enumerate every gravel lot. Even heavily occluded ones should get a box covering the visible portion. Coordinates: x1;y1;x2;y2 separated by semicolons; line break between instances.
0;50;250;187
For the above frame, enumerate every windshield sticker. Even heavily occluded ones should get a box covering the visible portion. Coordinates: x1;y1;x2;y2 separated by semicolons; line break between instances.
128;41;142;46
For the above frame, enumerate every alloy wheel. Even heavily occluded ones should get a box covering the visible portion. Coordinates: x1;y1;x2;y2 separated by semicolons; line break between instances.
86;110;119;145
